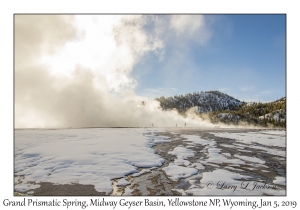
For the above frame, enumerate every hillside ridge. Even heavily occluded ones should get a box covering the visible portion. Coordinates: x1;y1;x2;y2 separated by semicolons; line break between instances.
155;91;286;127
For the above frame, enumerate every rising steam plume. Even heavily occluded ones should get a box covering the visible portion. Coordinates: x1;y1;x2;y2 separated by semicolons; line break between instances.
15;15;214;128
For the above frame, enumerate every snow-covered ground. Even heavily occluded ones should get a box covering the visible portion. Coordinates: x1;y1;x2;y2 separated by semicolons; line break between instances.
14;128;286;196
15;128;166;193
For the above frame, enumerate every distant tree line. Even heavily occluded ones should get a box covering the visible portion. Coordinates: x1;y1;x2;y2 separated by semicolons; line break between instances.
155;91;286;128
209;97;286;128
155;90;242;113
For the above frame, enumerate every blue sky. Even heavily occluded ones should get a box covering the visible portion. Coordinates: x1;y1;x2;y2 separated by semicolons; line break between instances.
132;15;286;102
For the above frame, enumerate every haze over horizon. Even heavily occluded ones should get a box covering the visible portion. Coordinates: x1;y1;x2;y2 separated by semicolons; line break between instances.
15;15;286;128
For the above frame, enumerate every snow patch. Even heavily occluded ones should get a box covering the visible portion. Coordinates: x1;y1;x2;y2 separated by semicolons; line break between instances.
211;132;285;147
273;176;286;186
15;128;165;193
234;154;265;164
162;165;198;181
117;178;130;186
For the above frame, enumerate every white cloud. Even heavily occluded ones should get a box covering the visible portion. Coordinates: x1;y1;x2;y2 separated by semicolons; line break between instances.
138;87;178;98
259;90;272;95
170;15;204;35
239;86;255;91
169;15;212;45
218;87;231;92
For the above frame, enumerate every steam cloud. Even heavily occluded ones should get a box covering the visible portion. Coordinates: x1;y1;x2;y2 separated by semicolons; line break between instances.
15;15;214;128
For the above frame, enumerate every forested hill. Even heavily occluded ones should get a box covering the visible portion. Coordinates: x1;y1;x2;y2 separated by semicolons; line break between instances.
210;96;286;127
155;91;242;113
155;91;286;128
